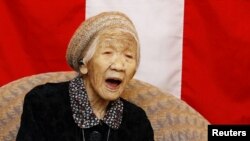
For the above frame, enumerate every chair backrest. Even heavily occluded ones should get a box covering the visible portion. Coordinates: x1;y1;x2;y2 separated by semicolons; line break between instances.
0;71;208;141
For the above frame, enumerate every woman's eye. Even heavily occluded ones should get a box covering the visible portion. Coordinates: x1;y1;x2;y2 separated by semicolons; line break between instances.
103;51;112;55
125;54;133;59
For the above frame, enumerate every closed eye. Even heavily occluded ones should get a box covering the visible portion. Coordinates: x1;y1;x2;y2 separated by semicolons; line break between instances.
125;54;133;59
103;51;112;55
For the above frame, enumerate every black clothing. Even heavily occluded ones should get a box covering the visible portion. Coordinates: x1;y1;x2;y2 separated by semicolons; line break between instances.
16;82;154;141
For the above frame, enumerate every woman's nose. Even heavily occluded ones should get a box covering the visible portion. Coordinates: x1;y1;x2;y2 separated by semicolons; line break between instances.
110;55;125;71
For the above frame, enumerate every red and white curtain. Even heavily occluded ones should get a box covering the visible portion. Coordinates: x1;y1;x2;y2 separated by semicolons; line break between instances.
1;0;250;124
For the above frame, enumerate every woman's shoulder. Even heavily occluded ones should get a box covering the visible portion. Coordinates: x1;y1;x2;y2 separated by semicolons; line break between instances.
120;98;148;120
24;81;70;103
21;81;74;127
119;98;154;140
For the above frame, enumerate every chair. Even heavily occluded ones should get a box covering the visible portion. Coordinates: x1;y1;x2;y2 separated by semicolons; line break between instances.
0;71;208;141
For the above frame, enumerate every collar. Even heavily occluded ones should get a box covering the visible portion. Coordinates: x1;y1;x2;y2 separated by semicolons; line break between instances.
69;76;123;129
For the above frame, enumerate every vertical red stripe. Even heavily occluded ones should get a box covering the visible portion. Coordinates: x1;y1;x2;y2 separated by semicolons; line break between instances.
0;0;85;86
182;0;250;124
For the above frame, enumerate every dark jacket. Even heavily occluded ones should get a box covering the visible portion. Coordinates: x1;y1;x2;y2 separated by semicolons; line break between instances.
16;81;154;141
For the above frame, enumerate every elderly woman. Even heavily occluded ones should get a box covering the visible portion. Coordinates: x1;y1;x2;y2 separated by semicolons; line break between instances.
16;12;154;141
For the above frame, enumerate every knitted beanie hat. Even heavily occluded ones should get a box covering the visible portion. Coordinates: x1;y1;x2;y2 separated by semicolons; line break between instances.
66;11;140;71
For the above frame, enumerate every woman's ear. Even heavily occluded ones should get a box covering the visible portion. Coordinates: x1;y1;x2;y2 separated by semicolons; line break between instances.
79;63;88;74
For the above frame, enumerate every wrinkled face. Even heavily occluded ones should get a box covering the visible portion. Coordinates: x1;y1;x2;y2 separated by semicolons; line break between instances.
82;29;138;101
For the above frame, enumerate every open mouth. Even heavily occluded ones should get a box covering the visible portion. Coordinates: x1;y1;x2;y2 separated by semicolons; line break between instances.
105;78;122;90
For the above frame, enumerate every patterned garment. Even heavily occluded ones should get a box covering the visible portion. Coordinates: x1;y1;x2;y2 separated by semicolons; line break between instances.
69;76;123;129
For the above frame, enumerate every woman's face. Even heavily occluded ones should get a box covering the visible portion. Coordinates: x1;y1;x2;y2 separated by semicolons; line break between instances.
83;29;137;101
